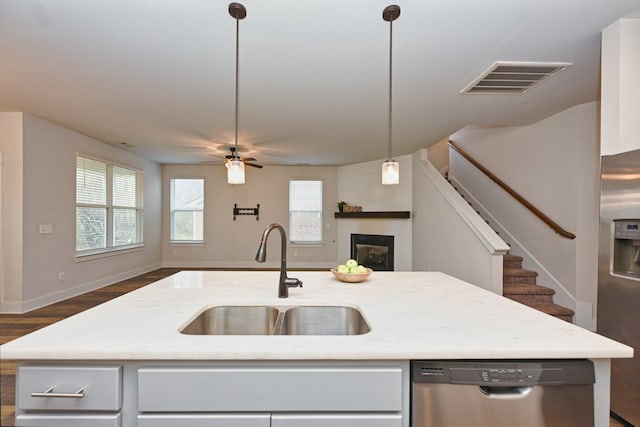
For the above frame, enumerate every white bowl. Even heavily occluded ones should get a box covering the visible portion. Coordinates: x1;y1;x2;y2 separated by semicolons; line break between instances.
330;268;372;283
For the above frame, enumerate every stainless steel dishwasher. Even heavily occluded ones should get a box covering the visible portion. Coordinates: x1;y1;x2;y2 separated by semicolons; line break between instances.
411;360;595;427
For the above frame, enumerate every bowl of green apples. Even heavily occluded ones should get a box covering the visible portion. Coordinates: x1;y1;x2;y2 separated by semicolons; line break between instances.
331;259;372;283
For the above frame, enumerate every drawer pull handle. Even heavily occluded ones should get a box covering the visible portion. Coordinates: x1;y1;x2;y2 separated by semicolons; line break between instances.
31;386;85;398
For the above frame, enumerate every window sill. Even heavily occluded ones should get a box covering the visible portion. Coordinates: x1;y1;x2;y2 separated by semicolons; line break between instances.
289;242;325;248
169;241;205;246
75;244;145;262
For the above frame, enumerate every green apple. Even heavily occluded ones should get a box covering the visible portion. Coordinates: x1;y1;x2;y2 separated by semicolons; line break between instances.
356;265;368;274
337;264;349;273
345;259;358;269
349;267;361;274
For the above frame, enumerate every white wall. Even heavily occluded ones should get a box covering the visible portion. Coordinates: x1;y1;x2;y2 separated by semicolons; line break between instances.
449;102;600;329
0;113;163;313
336;155;412;271
601;19;640;156
0;113;24;306
412;150;509;293
426;138;450;173
162;164;338;268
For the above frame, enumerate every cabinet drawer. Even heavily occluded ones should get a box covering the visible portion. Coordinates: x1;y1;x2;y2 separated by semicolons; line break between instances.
272;413;403;427
138;366;402;412
16;413;121;427
138;413;271;427
18;366;122;411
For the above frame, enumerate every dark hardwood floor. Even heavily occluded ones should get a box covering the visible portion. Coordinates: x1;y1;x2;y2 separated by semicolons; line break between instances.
0;268;181;426
0;267;627;427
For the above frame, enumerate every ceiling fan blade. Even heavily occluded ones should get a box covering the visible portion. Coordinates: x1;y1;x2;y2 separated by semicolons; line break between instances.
245;162;263;169
242;157;257;162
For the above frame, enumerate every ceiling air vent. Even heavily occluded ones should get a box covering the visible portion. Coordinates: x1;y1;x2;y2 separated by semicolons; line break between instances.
461;61;572;94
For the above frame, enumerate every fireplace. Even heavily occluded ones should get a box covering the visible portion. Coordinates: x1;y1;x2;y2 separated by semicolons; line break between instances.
350;234;394;271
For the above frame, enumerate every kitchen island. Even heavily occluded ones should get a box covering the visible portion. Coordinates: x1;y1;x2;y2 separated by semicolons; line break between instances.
0;270;633;427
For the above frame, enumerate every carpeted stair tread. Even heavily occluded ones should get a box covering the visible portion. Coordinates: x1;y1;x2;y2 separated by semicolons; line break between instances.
527;302;575;317
503;283;555;295
504;284;556;305
503;268;538;277
503;268;539;285
503;254;523;269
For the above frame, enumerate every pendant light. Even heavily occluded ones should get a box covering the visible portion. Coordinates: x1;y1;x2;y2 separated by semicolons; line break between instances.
227;2;246;184
381;5;400;185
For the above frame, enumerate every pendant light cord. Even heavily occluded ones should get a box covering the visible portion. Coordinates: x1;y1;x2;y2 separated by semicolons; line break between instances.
388;17;393;162
234;14;240;160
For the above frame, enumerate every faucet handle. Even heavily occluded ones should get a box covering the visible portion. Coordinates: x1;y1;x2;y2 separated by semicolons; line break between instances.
279;277;302;298
285;277;303;288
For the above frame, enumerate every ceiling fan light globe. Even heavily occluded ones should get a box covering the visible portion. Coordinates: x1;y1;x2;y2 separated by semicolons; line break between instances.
227;159;245;184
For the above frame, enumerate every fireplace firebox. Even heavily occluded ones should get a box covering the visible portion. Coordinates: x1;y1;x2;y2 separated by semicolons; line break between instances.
350;234;394;271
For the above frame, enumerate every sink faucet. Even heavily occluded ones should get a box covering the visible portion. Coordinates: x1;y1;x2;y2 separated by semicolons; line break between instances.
255;223;303;298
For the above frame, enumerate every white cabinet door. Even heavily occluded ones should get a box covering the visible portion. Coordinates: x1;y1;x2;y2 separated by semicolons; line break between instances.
137;414;271;427
16;413;121;427
271;413;403;427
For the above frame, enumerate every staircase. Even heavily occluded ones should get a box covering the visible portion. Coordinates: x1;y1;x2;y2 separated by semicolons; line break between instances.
444;173;575;322
503;254;574;322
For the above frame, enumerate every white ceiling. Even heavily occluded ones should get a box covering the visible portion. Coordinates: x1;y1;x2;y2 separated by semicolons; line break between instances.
1;0;640;166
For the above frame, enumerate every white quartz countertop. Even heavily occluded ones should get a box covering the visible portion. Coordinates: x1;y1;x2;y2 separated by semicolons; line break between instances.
0;271;633;360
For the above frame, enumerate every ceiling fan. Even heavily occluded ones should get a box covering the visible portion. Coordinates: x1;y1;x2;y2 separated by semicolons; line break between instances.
216;146;263;169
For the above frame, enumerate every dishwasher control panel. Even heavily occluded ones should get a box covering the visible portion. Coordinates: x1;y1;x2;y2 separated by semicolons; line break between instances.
459;367;562;386
411;360;594;387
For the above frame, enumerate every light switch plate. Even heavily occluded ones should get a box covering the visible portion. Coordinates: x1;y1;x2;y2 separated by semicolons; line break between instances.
39;224;53;234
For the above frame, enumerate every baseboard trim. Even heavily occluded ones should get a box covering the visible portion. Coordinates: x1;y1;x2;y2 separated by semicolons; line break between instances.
0;262;163;314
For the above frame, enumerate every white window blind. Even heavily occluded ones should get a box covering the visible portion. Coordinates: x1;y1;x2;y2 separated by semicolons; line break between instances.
170;178;204;242
113;166;137;207
289;180;322;243
113;166;138;246
76;155;143;255
76;157;107;205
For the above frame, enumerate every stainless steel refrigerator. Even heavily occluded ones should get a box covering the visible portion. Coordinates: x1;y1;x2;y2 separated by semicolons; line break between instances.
598;148;640;426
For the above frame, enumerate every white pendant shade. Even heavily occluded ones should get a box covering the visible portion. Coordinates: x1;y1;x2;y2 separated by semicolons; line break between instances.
382;160;399;185
227;159;245;184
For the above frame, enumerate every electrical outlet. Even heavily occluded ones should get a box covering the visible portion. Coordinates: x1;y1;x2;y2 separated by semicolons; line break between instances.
58;272;65;283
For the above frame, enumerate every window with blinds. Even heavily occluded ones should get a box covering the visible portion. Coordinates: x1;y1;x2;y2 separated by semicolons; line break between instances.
76;155;143;255
289;180;323;243
170;178;204;242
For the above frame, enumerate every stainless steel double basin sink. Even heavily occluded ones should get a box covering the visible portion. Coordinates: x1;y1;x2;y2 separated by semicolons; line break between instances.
180;305;370;336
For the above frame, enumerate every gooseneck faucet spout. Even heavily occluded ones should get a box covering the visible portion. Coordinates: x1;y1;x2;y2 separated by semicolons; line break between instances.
255;223;303;298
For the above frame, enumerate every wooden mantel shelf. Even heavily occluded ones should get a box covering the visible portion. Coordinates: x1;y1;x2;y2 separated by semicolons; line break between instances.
334;211;411;219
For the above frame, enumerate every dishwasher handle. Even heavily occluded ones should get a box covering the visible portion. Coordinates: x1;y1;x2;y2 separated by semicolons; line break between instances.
479;385;533;399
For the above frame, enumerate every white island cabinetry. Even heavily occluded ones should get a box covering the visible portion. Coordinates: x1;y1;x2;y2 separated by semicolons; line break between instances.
2;271;634;427
136;363;405;427
15;361;407;427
